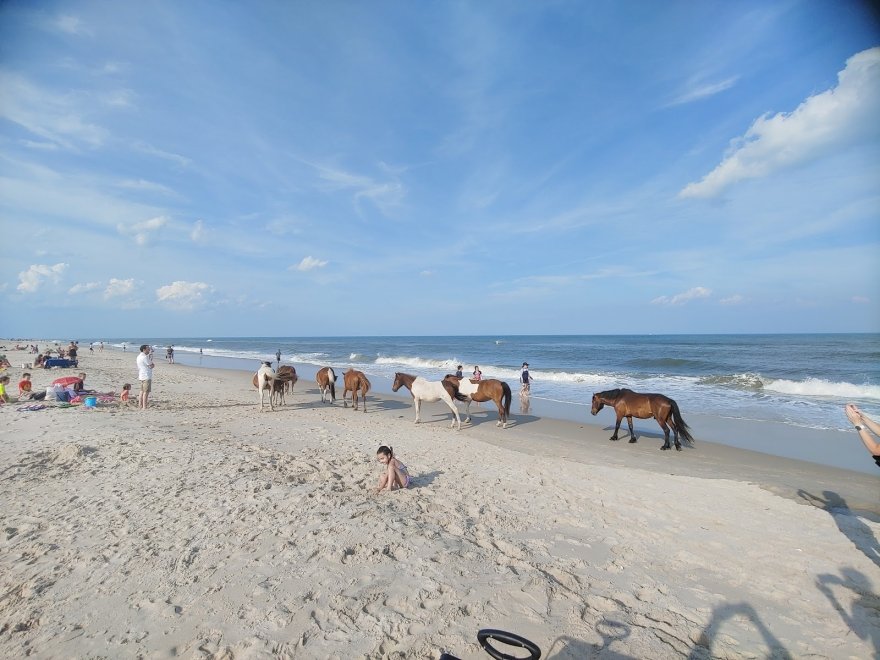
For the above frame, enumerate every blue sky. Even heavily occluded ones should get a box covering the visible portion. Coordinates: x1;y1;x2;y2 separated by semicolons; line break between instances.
1;0;878;337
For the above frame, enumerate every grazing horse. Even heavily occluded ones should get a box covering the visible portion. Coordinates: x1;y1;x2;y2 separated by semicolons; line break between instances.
277;365;298;395
392;372;462;430
316;366;337;403
342;369;371;412
591;388;695;451
443;375;512;428
255;362;277;411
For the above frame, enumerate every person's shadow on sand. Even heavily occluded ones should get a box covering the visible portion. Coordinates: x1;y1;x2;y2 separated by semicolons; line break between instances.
688;602;792;659
798;489;880;569
542;619;637;659
410;470;442;489
816;568;880;655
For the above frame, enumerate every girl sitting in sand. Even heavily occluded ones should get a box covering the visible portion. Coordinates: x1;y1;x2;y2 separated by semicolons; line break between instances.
375;445;411;493
120;383;131;406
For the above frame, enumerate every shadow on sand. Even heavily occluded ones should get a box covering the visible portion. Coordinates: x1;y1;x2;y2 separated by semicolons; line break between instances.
798;490;880;569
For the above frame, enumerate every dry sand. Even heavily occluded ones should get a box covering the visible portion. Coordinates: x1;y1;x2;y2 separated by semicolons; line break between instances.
0;344;878;658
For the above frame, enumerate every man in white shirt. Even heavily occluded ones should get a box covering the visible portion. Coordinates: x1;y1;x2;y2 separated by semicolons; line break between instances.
137;344;155;409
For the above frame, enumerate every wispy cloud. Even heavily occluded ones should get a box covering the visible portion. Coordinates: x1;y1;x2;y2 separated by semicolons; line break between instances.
17;262;68;293
293;256;328;272
719;294;746;305
667;76;740;107
851;295;870;304
314;163;405;215
651;287;712;305
680;47;880;198
53;15;92;36
117;215;168;245
69;281;101;294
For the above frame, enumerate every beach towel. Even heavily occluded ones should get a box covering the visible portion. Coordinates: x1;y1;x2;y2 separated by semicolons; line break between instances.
16;404;47;412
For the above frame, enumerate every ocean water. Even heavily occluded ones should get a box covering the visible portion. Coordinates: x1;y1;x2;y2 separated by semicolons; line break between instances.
91;334;879;434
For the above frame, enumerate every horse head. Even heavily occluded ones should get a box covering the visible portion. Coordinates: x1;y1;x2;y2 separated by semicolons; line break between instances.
391;372;403;392
590;393;604;415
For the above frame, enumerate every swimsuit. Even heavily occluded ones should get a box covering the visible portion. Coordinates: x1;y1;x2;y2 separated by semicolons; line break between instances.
397;461;411;487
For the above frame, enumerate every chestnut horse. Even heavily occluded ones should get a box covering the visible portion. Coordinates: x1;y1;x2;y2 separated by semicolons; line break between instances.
392;372;462;430
342;369;371;412
316;366;337;403
590;388;694;451
443;375;512;428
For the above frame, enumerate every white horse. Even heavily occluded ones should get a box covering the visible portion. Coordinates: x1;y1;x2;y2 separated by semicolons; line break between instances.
256;362;277;411
391;372;462;430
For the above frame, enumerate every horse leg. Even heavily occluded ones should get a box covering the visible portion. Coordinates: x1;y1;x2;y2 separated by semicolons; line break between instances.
443;394;461;430
361;386;367;412
495;396;504;427
658;418;673;450
610;413;623;441
414;397;421;424
464;398;472;424
627;416;637;443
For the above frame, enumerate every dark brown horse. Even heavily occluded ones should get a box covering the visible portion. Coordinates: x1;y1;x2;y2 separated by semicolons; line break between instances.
252;364;297;407
443;375;512;428
591;388;694;451
343;369;371;412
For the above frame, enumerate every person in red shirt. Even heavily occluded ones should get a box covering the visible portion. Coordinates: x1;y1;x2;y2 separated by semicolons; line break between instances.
18;372;33;398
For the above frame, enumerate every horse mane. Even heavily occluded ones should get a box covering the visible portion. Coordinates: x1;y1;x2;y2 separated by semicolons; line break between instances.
596;388;626;398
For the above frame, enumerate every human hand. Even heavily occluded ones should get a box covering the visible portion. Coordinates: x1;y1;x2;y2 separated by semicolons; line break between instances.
844;403;863;425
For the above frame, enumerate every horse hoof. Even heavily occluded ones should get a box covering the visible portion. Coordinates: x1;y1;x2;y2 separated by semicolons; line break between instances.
628;438;637;443
609;437;618;442
660;445;670;450
675;446;682;451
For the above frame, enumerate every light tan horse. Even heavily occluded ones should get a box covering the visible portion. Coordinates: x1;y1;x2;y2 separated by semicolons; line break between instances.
342;369;371;412
316;366;337;403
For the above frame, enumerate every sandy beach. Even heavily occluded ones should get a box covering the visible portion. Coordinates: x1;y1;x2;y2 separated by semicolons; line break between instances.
1;344;878;658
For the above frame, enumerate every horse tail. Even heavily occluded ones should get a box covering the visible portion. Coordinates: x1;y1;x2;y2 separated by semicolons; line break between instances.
361;375;371;394
671;399;695;445
502;381;512;417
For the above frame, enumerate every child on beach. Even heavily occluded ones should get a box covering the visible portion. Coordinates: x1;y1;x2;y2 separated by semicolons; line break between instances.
120;383;132;406
0;375;11;404
375;445;411;493
18;373;33;399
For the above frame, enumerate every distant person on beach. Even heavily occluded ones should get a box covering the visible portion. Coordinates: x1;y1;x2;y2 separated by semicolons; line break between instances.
166;345;174;364
137;345;155;409
120;383;131;406
845;404;880;468
455;365;463;378
276;349;282;368
472;366;482;381
375;445;411;493
520;362;532;393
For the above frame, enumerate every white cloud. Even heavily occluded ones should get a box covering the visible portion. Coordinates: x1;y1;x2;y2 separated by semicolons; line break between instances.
117;215;168;245
190;219;207;242
156;281;212;309
668;76;740;107
851;295;870;304
17;262;68;293
54;15;91;36
680;47;880;198
315;163;405;215
116;179;176;196
420;270;433;277
104;278;135;298
294;256;328;271
651;286;712;306
719;294;746;305
69;281;101;294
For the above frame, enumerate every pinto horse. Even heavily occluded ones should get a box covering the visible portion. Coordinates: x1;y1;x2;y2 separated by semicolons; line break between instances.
342;369;371;412
443;375;512;428
316;366;337;403
392;372;462;430
591;388;694;451
255;362;277;411
252;365;296;407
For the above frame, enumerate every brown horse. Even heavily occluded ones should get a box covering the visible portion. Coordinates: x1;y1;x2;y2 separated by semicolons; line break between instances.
342;369;371;412
590;388;694;451
316;366;337;403
443;375;512;428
